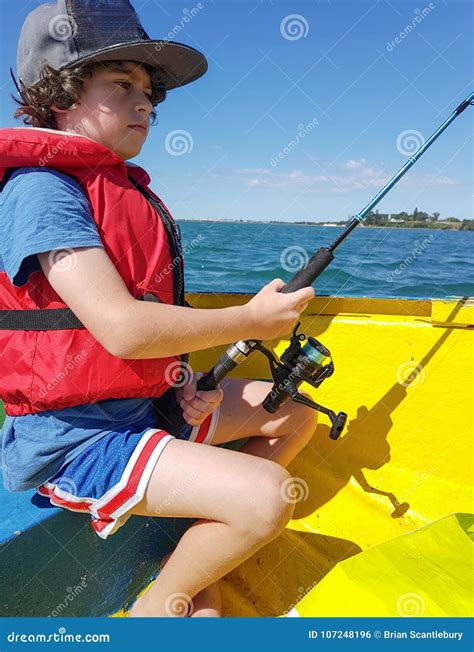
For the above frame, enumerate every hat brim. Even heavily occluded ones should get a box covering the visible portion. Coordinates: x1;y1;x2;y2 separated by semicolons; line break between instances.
63;40;207;91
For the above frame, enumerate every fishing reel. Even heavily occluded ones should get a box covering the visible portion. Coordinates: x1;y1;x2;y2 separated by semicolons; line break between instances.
252;322;347;440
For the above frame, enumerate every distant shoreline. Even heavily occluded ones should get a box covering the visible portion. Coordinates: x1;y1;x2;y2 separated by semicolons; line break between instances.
176;218;472;231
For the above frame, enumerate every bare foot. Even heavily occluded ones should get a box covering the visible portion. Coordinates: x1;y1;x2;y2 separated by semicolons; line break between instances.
189;579;221;617
128;552;222;617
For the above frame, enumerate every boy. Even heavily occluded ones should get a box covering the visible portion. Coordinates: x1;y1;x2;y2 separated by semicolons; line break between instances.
0;0;317;617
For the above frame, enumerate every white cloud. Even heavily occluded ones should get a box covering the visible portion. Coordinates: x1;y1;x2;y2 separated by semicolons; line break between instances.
237;167;271;175
345;158;367;169
234;161;459;193
421;174;458;186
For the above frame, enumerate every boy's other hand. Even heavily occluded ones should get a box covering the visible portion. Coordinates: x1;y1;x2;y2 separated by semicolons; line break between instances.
175;373;224;427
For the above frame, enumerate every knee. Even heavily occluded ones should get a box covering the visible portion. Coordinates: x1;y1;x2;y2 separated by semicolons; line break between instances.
242;463;296;543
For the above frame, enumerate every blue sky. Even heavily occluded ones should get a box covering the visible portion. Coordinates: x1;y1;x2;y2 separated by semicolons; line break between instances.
1;0;472;222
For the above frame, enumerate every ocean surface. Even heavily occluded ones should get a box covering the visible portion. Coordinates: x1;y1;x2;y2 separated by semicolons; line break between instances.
179;222;474;300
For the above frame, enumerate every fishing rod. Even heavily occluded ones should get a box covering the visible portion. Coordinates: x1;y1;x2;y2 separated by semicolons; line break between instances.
171;92;473;441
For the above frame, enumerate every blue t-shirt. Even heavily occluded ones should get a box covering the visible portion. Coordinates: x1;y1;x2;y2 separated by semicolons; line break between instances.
0;167;157;492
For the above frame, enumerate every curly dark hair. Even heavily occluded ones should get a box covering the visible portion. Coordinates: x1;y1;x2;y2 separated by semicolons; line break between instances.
12;60;167;130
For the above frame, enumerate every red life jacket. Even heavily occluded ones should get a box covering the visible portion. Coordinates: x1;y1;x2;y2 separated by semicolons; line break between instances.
0;128;187;416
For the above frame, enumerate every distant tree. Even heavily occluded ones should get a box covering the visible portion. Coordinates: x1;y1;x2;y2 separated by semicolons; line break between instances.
364;211;377;225
416;211;429;222
432;212;440;221
446;217;461;223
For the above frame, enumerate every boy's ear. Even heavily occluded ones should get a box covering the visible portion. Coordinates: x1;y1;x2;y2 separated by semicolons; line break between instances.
50;103;69;114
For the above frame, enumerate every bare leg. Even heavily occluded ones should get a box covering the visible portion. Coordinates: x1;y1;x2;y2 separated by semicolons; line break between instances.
178;411;317;616
127;439;295;617
212;378;319;468
236;418;317;467
156;552;222;617
189;580;222;617
129;380;316;617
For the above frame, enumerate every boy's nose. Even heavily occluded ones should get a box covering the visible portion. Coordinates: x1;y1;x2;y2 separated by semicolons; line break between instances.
133;91;153;116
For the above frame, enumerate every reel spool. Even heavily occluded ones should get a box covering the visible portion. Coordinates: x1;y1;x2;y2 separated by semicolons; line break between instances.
254;322;347;440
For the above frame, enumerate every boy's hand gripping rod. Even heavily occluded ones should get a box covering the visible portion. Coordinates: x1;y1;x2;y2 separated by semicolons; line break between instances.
170;93;473;439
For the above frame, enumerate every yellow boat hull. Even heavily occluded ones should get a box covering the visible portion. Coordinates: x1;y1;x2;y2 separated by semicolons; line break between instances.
185;293;473;617
291;512;473;617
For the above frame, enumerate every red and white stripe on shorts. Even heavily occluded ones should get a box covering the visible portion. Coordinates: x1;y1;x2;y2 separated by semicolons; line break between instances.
36;406;220;540
186;404;220;444
38;429;174;539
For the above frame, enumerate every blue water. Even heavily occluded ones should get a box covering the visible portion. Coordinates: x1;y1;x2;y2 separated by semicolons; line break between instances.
179;222;474;299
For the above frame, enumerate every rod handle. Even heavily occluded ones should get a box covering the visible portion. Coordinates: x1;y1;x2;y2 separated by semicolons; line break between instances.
197;353;238;391
281;247;334;293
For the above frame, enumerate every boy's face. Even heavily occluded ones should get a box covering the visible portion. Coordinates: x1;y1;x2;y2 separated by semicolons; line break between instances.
53;61;153;160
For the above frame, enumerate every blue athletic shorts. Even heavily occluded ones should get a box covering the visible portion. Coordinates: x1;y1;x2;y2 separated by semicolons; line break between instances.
35;386;220;540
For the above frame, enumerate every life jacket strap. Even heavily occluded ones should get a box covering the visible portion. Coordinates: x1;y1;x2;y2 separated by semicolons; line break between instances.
0;293;158;331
